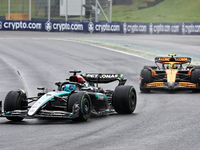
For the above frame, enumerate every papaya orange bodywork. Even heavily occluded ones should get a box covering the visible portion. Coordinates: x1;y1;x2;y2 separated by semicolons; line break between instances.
166;69;178;83
146;82;164;88
179;82;196;88
143;55;197;90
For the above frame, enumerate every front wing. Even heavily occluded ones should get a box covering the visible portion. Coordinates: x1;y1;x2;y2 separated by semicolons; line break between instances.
0;104;117;119
0;109;77;119
145;82;198;90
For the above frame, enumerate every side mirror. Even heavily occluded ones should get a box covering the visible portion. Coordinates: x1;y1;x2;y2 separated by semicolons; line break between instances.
55;82;61;87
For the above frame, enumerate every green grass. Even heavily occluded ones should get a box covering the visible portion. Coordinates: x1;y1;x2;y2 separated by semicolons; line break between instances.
112;0;200;23
0;0;48;19
0;0;30;14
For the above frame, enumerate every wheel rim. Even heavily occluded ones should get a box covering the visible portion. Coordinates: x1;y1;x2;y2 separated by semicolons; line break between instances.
84;99;89;114
82;98;90;117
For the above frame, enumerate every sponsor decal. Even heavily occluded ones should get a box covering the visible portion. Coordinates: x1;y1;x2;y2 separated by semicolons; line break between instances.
88;22;120;33
0;21;2;29
171;25;179;33
0;20;199;35
123;23;127;34
123;23;147;34
149;23;180;34
100;74;119;78
95;94;107;100
45;21;52;32
182;23;185;35
159;57;170;61
95;23;120;32
3;21;42;30
84;74;119;79
52;22;84;31
88;22;94;33
96;24;120;32
175;57;188;61
149;23;153;34
181;23;200;34
153;24;171;34
85;74;98;78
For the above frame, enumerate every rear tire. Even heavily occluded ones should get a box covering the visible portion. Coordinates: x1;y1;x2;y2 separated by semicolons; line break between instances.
4;90;27;121
113;85;137;114
68;92;91;121
140;69;153;93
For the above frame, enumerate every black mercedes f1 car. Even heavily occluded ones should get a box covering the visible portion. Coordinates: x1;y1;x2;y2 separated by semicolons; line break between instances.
0;71;137;122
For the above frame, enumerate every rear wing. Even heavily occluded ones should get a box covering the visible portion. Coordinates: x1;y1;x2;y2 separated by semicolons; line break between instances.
155;57;191;64
81;73;126;85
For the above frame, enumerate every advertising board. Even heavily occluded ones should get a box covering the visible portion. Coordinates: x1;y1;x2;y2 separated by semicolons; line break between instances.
0;20;200;35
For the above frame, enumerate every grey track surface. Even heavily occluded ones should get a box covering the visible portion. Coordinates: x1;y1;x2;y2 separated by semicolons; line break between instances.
0;31;200;150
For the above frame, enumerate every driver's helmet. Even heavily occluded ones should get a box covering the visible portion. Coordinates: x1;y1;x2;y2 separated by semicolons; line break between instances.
168;64;177;69
63;84;76;92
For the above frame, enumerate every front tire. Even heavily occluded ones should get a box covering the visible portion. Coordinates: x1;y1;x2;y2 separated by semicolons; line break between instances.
113;85;137;114
140;69;153;93
68;92;91;121
4;90;28;121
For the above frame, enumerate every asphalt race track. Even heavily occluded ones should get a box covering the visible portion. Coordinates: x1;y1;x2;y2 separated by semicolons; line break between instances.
0;31;200;150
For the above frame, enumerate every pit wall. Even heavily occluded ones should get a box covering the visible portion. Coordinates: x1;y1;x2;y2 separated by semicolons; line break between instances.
0;20;200;35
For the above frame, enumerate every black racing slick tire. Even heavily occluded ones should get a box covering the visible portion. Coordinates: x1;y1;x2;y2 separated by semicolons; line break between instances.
140;69;153;93
68;92;91;121
113;85;137;114
4;90;28;121
191;69;200;92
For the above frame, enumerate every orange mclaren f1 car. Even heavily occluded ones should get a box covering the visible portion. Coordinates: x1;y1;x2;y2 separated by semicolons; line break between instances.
140;54;200;92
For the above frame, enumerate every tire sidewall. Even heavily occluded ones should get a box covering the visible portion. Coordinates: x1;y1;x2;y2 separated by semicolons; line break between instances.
140;69;152;92
68;92;91;121
191;69;200;86
4;90;27;121
113;85;137;114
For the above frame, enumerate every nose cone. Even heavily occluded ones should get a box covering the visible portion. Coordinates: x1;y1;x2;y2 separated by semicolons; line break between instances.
168;82;175;89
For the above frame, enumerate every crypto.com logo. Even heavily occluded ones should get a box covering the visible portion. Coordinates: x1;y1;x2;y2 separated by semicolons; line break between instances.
123;23;127;34
88;22;94;33
149;23;153;34
45;21;52;32
0;21;2;30
182;23;185;35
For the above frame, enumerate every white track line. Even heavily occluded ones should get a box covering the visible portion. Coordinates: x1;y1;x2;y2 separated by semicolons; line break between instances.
0;37;153;61
55;38;153;62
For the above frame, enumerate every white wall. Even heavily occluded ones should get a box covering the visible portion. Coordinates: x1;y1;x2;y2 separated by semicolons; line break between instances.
60;0;86;16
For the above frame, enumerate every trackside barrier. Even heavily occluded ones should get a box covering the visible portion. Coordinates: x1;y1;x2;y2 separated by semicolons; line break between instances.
0;20;200;35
